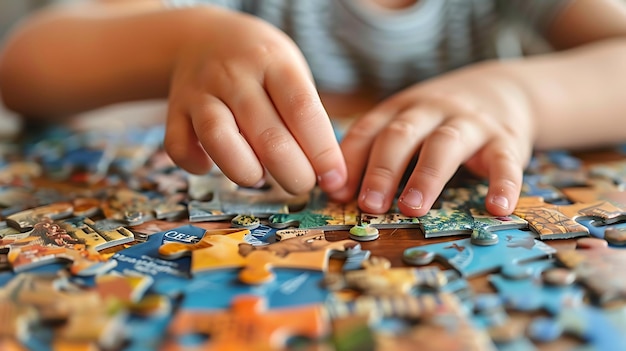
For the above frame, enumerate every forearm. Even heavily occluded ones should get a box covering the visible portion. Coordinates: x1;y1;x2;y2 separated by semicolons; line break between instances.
0;2;209;118
500;38;626;150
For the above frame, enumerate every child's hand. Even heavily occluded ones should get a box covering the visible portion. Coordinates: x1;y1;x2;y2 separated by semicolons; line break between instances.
330;62;534;217
164;8;346;195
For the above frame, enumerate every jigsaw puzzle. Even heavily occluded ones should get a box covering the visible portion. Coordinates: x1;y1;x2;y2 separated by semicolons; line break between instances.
2;121;626;350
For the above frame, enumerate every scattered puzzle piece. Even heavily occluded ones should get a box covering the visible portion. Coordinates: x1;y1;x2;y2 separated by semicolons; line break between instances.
556;237;626;305
326;292;496;351
6;203;74;232
3;218;117;276
321;256;448;296
163;295;327;351
160;228;357;285
404;228;556;277
489;259;585;314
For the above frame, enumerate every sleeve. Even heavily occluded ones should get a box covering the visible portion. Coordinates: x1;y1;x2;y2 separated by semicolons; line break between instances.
498;0;575;36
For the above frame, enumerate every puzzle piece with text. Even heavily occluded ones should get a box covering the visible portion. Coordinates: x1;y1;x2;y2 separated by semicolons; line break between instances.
159;229;358;285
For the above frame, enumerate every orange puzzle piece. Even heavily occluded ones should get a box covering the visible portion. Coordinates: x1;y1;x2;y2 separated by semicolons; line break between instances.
512;196;626;240
159;229;357;284
162;295;327;351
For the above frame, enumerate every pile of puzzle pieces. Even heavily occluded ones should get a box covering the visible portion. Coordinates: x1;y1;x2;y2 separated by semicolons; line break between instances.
2;125;626;350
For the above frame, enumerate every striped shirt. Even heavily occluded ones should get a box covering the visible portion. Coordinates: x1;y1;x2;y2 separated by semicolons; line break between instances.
165;0;572;98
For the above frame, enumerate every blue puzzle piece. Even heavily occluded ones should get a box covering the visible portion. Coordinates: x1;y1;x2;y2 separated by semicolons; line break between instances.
529;305;626;351
405;228;556;278
124;303;174;351
174;269;330;310
547;150;582;170
112;224;207;281
522;174;568;204
489;259;585;315
577;218;626;244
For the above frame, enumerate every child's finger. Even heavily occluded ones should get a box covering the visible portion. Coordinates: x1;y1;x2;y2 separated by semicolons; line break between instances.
189;95;264;187
265;60;347;193
164;106;213;175
224;79;317;195
329;104;409;202
482;139;525;216
398;116;488;217
356;106;445;213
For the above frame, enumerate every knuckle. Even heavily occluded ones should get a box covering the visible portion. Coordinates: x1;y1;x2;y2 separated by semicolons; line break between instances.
288;92;326;124
311;146;337;166
490;145;523;167
193;116;219;139
432;124;463;143
421;90;471;111
382;119;416;140
257;126;293;156
215;60;243;85
413;163;444;181
344;117;381;141
250;39;284;62
368;165;396;182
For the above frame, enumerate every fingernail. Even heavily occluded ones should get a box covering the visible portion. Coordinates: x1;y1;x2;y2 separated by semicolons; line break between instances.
318;169;343;190
400;188;423;209
362;189;385;211
252;178;266;189
491;195;509;210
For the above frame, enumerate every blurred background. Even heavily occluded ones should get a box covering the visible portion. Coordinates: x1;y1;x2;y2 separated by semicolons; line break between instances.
0;0;56;136
0;0;598;137
0;0;61;137
0;0;167;137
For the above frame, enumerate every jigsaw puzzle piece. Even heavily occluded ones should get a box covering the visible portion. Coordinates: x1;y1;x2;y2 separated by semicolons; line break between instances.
0;272;130;350
522;174;568;203
160;228;357;285
359;199;420;229
513;196;590;240
488;259;585;315
187;172;306;222
527;305;626;350
419;208;474;238
163;295;327;351
4;218;116;276
236;232;358;285
6;202;74;232
425;187;527;240
326;292;496;351
59;217;135;252
556;237;626;306
576;218;626;241
560;188;626;225
404;228;555;278
101;188;154;226
321;256;448;296
113;225;211;290
269;187;358;230
469;293;539;351
588;159;626;188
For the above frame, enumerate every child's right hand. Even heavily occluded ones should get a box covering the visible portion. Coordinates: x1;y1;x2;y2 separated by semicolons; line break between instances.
164;7;347;195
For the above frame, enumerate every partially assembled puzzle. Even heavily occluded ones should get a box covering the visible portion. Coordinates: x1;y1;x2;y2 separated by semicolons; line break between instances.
2;124;626;350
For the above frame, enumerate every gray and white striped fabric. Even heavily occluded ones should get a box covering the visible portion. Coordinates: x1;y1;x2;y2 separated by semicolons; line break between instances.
164;0;572;97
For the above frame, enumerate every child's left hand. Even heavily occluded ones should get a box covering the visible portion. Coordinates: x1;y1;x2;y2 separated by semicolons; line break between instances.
328;61;535;217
